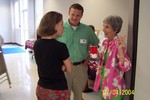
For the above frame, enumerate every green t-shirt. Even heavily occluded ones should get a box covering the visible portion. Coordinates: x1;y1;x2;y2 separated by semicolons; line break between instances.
57;21;99;62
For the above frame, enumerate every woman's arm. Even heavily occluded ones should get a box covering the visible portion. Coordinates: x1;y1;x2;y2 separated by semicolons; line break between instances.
118;52;131;72
116;35;131;71
63;57;72;73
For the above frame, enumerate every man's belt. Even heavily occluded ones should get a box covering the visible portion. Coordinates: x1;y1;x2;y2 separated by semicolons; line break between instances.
72;60;85;66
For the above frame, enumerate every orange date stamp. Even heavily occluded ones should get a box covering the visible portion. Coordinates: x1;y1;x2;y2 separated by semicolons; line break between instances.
102;89;134;96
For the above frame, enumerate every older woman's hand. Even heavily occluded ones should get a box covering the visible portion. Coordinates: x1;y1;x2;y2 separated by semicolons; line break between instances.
117;34;126;65
117;34;126;52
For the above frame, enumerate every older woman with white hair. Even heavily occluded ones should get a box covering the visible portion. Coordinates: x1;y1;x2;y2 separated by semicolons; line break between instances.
94;15;131;100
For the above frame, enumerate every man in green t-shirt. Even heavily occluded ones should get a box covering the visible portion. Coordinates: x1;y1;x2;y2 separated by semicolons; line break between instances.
57;3;99;100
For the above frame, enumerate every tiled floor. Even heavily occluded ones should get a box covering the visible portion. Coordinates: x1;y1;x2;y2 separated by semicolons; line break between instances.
0;45;99;100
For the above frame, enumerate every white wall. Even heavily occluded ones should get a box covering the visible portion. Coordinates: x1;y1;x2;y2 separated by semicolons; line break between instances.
0;0;12;43
43;0;129;35
134;0;150;99
35;0;43;32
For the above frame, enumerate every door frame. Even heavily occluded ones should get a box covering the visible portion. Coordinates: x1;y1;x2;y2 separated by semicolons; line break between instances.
127;0;140;100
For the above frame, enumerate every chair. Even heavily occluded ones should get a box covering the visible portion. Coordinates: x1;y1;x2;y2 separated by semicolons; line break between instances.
0;47;11;88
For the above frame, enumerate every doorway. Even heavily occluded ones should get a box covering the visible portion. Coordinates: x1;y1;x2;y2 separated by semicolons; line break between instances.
13;0;28;45
21;0;29;44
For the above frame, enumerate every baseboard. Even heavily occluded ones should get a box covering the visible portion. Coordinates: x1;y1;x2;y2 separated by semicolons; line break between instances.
4;42;24;47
